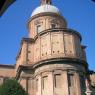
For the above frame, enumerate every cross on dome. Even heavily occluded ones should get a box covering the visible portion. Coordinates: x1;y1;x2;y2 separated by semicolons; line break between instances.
41;0;52;5
31;0;60;17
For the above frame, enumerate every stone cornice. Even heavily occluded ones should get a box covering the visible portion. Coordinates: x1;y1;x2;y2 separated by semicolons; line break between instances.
27;12;67;29
0;64;15;69
28;12;65;22
15;57;88;79
32;57;88;69
30;28;82;42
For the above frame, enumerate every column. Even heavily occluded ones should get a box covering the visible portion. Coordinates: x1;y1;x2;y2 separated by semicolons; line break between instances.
38;75;42;95
62;71;69;95
42;71;53;95
74;73;81;95
47;72;53;95
28;78;34;95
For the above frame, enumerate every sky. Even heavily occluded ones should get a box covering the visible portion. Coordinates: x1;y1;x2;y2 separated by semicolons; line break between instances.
0;0;95;71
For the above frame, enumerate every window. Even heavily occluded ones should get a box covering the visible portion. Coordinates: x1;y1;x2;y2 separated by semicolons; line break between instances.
80;75;85;88
68;74;75;95
42;76;48;89
68;74;74;87
51;23;56;29
36;25;41;33
54;74;61;88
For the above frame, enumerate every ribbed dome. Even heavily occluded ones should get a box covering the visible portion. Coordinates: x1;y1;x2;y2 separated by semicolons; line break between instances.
31;4;60;17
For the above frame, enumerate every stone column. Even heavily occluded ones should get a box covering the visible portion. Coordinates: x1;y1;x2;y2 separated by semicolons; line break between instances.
32;79;35;95
48;72;53;95
37;75;42;95
20;78;27;91
28;78;33;95
62;71;69;95
74;73;81;95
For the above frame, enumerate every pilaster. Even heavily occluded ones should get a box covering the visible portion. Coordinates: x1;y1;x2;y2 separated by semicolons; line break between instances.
37;75;42;95
62;71;69;95
48;72;53;95
74;72;81;95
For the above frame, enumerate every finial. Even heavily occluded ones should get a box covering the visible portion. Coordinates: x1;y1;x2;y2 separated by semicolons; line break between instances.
41;0;52;5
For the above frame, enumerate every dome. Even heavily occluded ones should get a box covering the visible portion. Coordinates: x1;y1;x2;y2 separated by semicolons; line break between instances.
31;4;60;17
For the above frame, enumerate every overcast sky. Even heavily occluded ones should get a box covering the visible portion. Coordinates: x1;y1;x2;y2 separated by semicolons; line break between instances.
0;0;95;71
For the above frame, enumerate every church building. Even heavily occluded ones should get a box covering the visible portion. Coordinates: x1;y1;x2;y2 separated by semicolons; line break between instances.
0;0;95;95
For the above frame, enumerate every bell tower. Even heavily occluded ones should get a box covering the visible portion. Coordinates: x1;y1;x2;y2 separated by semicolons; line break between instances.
41;0;52;5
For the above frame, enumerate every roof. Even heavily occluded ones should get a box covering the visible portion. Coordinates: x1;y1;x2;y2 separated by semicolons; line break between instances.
0;64;15;68
31;4;60;17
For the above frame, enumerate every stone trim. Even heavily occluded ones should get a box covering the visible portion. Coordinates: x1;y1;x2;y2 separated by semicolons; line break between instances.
15;57;88;79
0;64;15;68
34;66;87;77
23;28;82;43
27;12;67;26
32;57;88;69
38;28;82;41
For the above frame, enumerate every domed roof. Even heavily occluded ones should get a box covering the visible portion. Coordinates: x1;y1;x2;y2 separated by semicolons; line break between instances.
31;4;60;17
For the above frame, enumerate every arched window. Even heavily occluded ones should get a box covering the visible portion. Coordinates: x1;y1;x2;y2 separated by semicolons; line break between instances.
50;19;58;29
51;23;56;29
54;74;62;88
34;19;43;33
42;76;48;89
36;25;41;33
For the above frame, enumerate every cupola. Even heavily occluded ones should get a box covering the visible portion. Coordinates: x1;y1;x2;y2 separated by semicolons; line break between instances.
28;0;67;38
31;0;61;17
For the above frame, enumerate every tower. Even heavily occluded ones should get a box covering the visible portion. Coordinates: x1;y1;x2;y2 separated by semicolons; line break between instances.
15;0;89;95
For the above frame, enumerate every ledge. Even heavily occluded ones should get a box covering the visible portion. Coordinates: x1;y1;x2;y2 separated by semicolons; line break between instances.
27;12;67;27
15;57;88;79
28;28;82;42
0;64;15;68
32;57;88;69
